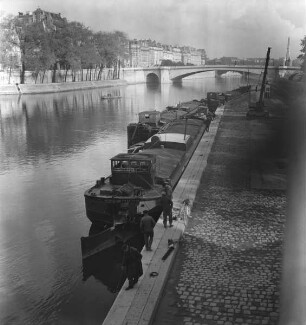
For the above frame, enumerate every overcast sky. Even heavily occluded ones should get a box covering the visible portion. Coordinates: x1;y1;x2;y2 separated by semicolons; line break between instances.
1;0;305;59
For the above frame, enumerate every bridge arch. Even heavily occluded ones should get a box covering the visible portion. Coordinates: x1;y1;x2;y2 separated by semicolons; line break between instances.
168;66;272;81
171;70;216;81
146;73;159;83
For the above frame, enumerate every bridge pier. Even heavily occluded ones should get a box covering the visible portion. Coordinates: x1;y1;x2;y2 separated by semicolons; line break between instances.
120;68;147;84
159;67;172;83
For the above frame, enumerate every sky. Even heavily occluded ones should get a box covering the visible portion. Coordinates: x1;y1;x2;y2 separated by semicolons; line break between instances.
1;0;305;59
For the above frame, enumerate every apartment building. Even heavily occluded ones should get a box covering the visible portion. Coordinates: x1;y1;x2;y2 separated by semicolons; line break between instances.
17;8;66;27
150;46;163;66
128;40;206;67
172;47;182;63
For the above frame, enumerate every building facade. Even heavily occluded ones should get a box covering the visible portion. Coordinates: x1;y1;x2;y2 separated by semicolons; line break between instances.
17;8;66;27
127;40;206;67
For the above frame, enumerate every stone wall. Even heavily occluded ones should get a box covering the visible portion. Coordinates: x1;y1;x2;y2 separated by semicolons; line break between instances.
0;79;127;95
0;68;116;85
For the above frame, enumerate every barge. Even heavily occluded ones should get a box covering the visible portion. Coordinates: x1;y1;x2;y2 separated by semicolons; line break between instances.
84;110;207;226
81;104;209;257
127;99;208;147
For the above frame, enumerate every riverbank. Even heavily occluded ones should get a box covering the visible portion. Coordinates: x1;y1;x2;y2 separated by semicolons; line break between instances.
152;90;287;325
0;79;127;95
152;79;306;325
101;78;303;324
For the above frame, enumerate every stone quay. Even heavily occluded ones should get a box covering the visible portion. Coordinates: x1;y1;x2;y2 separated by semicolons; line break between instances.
103;79;305;325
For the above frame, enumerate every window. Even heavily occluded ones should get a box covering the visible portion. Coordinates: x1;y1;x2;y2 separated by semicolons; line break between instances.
140;161;149;171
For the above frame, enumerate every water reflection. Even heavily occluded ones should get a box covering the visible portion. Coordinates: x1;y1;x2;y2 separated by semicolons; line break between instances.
146;82;161;92
81;232;144;293
0;87;134;174
0;75;247;324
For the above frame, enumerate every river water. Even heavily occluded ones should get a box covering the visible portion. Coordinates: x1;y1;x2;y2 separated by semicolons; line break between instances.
0;74;248;325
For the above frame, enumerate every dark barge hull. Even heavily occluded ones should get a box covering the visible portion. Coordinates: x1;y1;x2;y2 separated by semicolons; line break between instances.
85;196;113;226
84;195;162;227
81;205;163;258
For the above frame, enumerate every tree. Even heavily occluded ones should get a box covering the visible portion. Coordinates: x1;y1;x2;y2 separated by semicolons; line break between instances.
13;19;49;83
47;20;100;82
1;12;130;83
160;60;184;66
62;21;98;81
0;14;21;83
94;31;128;79
48;18;75;83
19;22;56;83
0;15;56;84
297;35;306;73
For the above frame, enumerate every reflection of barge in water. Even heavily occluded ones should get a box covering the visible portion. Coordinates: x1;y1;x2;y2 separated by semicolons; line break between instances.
82;230;144;291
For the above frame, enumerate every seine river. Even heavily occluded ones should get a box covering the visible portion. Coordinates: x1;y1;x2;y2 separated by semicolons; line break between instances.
0;74;248;325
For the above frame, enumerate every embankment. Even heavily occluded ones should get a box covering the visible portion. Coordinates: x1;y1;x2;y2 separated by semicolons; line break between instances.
0;79;128;95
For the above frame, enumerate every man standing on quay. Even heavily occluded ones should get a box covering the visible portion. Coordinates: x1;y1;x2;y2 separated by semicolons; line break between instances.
140;210;156;251
161;191;173;228
121;244;143;290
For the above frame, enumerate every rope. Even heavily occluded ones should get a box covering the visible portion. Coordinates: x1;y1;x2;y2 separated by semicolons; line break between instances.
130;123;139;144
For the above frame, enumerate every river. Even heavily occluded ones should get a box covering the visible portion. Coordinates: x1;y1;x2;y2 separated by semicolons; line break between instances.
0;74;248;325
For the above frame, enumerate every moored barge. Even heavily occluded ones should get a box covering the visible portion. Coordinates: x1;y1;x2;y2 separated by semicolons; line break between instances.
82;95;225;257
84;107;208;229
127;99;208;147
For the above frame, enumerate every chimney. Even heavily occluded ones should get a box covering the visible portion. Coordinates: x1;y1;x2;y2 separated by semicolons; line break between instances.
285;37;291;66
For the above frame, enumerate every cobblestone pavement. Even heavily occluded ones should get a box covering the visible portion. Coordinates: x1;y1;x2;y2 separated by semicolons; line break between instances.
152;95;287;325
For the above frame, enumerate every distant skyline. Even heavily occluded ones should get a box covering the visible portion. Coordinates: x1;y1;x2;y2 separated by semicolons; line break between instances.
1;0;305;59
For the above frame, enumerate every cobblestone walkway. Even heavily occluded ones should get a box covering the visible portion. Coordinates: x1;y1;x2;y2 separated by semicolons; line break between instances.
152;95;286;325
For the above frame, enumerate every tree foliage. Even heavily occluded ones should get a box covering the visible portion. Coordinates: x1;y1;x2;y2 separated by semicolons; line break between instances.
0;13;129;83
94;30;128;78
160;60;184;66
0;14;20;70
298;35;306;73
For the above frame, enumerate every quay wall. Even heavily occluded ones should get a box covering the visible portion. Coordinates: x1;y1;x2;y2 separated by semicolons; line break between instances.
0;67;117;85
102;78;306;325
0;79;127;95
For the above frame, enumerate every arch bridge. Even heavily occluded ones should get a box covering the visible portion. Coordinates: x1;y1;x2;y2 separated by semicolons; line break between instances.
121;65;300;84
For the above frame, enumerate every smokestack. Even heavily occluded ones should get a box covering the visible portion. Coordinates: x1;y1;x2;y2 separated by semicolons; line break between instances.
285;37;291;66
